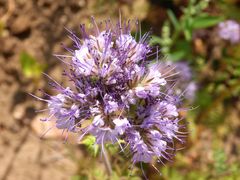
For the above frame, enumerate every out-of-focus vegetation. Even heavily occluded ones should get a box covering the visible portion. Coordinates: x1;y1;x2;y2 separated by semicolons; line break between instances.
150;0;240;179
20;52;46;79
151;0;224;60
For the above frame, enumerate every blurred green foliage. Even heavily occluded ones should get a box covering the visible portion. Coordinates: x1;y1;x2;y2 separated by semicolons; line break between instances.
148;0;240;179
20;52;45;79
81;135;99;157
151;0;224;61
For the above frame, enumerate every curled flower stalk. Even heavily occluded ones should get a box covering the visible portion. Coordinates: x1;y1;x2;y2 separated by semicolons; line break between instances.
33;17;188;175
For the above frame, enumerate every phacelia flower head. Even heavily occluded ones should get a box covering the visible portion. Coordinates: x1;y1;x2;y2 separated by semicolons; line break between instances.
34;17;188;168
159;61;197;102
218;20;240;44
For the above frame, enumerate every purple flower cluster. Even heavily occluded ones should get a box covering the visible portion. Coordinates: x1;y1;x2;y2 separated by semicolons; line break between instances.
36;18;187;165
218;20;240;44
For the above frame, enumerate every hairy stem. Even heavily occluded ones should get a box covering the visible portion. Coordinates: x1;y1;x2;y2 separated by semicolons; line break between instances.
102;147;112;177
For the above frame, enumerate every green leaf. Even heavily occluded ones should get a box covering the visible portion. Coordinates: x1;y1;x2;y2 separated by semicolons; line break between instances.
167;10;180;30
20;52;45;78
170;40;191;61
169;51;186;61
182;18;194;41
192;14;224;29
81;135;99;157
